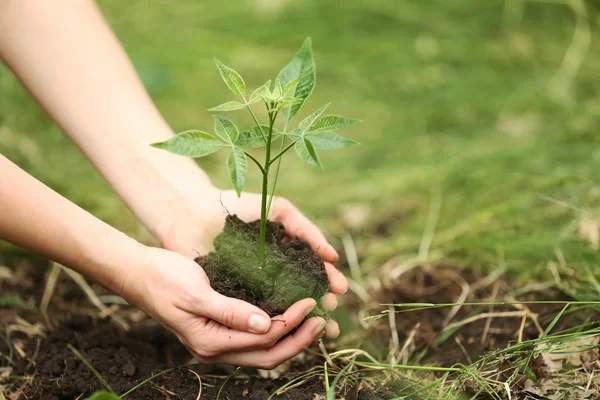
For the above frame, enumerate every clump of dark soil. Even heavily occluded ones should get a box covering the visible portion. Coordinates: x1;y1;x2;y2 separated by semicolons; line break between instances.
8;316;383;400
196;215;329;316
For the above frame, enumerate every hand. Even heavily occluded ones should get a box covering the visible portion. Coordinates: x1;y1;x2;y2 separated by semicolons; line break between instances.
122;246;328;369
158;186;348;338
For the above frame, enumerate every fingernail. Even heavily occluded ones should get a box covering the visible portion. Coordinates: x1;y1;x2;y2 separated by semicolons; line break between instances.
304;300;317;316
312;318;327;337
248;314;270;333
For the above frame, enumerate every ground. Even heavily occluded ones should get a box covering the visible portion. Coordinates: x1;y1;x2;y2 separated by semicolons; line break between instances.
2;0;600;398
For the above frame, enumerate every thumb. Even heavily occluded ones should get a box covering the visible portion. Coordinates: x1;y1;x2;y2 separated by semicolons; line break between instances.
201;291;272;334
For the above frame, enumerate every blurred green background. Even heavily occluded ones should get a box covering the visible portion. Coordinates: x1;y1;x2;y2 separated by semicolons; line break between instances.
3;0;600;279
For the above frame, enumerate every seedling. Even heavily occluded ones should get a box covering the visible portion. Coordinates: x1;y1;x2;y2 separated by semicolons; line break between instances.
152;38;360;266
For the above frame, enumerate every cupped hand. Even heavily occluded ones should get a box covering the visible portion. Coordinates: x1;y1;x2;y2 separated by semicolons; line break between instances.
159;187;348;338
122;247;327;369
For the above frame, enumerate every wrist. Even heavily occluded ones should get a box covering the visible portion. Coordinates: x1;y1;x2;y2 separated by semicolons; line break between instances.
109;145;216;241
76;228;147;296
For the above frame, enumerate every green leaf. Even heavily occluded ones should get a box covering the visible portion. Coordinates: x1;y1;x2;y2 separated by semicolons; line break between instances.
306;131;360;149
227;147;247;196
237;125;282;147
308;115;361;134
283;76;301;97
151;130;226;158
213;58;246;99
208;101;247;112
271;77;282;99
277;37;316;122
249;80;272;103
299;103;330;134
213;115;239;143
86;392;119;400
295;137;322;168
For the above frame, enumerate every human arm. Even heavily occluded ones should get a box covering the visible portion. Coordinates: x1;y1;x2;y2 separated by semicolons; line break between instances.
0;0;346;334
0;154;327;368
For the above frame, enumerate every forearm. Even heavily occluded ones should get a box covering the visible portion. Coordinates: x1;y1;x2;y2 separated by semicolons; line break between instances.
0;0;212;240
0;155;143;293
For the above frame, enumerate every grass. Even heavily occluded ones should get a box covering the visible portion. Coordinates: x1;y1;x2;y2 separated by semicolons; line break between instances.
3;0;600;398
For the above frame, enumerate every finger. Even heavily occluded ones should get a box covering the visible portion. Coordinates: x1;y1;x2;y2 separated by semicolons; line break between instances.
324;320;340;339
325;262;348;294
273;199;339;263
195;298;317;355
200;291;272;333
212;317;327;369
321;293;337;311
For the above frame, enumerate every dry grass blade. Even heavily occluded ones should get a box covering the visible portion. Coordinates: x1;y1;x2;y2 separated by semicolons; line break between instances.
445;310;527;333
61;266;130;331
39;262;61;329
387;306;400;364
187;369;202;400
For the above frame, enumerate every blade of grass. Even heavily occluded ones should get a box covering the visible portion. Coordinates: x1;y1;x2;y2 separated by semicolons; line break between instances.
68;344;114;394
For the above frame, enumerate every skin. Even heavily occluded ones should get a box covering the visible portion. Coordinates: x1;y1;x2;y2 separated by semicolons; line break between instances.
0;0;347;369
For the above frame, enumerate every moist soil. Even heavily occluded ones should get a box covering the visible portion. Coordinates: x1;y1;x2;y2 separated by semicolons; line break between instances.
196;215;329;317
8;316;385;400
2;254;596;398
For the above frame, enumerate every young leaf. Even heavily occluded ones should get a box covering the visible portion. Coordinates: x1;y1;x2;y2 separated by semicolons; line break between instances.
295;137;322;168
298;103;330;134
86;392;120;400
213;58;246;99
283;76;301;97
151;130;226;158
308;115;362;134
305;131;359;149
249;80;272;103
271;77;282;99
237;125;281;147
208;101;247;112
213;115;239;143
227;147;247;196
277;37;315;122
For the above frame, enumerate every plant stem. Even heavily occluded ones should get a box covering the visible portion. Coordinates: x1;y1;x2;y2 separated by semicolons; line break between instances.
242;150;265;175
258;109;277;266
246;105;268;144
269;137;299;166
266;119;289;216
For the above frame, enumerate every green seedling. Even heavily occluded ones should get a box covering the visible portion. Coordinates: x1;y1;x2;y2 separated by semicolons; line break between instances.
152;38;360;266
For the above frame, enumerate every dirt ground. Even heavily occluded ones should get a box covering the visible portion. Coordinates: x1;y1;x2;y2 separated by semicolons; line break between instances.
1;255;598;399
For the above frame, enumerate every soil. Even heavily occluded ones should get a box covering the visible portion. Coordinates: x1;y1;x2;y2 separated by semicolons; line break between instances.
195;215;329;317
3;243;598;399
7;316;386;400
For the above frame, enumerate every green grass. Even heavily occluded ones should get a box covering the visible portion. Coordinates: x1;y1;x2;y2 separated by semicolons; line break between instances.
3;0;600;397
3;0;600;274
